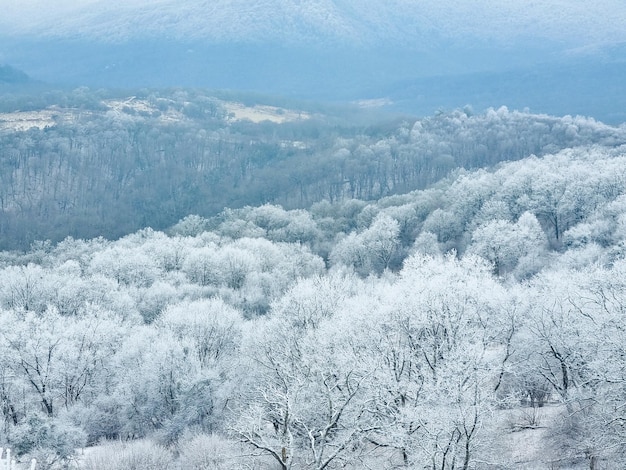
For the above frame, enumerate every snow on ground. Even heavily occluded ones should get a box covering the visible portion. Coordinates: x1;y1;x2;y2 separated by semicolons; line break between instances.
0;109;59;131
223;101;310;124
482;405;588;469
0;98;309;133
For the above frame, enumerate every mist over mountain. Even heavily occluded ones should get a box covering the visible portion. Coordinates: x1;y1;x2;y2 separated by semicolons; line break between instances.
4;0;626;47
1;1;625;121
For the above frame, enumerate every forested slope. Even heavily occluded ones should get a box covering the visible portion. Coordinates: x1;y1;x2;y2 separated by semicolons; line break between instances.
0;139;626;468
1;88;625;250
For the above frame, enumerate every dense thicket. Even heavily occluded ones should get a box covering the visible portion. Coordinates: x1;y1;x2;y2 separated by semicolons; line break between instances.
1;140;626;468
1;88;624;250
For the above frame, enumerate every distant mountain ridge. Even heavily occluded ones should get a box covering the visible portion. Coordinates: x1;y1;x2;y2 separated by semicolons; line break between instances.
2;2;440;48
2;2;625;125
3;0;626;48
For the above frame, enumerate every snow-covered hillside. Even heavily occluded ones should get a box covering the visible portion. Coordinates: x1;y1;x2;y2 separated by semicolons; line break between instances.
2;0;626;47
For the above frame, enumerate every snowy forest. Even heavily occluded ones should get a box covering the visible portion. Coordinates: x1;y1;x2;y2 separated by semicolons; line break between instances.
1;88;626;469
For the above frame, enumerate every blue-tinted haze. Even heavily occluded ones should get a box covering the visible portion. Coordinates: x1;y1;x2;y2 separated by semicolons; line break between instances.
1;0;625;122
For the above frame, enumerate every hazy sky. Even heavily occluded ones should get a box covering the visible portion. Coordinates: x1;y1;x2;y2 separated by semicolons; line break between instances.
2;0;626;48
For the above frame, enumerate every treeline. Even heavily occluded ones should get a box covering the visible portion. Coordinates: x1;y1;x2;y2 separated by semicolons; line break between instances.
1;87;625;250
0;144;626;468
